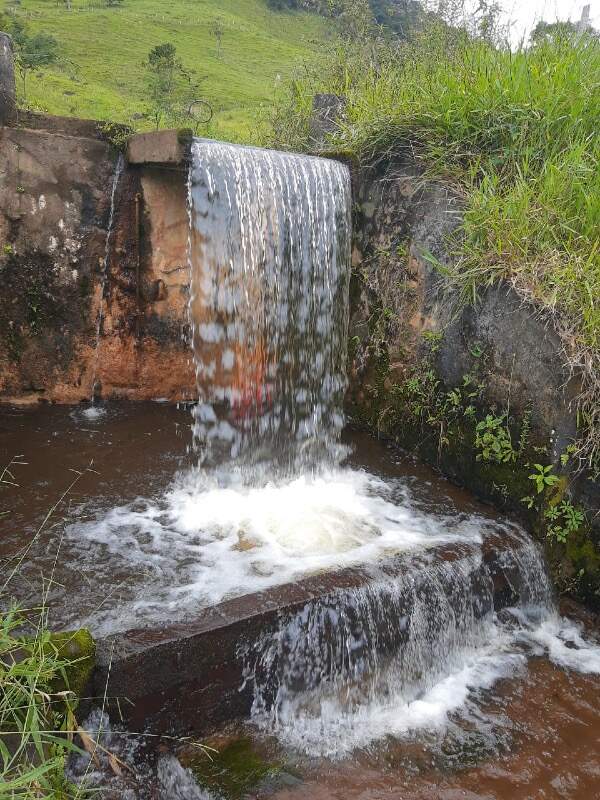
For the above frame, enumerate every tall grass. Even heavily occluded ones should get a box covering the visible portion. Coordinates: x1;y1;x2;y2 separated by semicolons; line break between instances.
0;607;90;799
1;460;94;799
272;27;600;464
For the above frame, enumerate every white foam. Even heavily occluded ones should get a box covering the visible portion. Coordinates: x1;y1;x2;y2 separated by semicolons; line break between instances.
70;467;496;633
79;405;107;421
252;609;600;758
519;614;600;673
265;628;525;758
157;755;215;800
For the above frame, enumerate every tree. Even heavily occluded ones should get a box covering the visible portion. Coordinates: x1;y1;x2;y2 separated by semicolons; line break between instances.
368;0;422;38
530;19;598;46
337;0;376;40
7;18;58;100
209;17;225;59
142;43;197;129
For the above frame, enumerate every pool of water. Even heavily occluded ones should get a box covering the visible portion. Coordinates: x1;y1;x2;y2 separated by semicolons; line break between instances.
1;401;524;636
4;402;600;798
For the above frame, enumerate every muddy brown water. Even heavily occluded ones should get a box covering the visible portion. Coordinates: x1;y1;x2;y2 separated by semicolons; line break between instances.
247;648;600;800
2;403;600;799
0;401;503;632
0;402;192;627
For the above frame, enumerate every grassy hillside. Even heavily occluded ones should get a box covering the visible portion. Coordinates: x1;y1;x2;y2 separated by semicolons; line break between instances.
4;0;334;142
274;28;600;465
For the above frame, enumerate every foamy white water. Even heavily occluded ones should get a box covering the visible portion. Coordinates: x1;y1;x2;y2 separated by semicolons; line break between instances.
250;610;600;759
69;466;501;634
246;578;600;758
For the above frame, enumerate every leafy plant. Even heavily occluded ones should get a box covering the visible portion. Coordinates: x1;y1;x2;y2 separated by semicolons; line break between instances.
517;408;532;459
97;121;132;151
560;444;578;467
528;463;560;494
422;330;443;354
475;413;516;464
545;500;585;543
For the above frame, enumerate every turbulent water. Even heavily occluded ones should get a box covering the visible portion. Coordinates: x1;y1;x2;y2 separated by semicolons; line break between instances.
12;139;596;785
243;531;577;758
71;466;514;634
187;139;351;471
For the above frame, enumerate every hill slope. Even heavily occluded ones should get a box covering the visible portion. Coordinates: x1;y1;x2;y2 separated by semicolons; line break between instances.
5;0;334;142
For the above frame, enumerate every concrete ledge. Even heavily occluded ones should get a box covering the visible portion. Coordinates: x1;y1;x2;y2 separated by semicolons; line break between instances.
127;129;192;166
93;529;527;736
16;111;106;139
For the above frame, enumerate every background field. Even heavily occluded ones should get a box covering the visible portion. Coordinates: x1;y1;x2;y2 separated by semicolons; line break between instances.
4;0;334;142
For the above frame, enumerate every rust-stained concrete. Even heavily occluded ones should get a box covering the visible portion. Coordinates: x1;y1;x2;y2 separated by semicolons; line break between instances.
0;121;196;403
127;129;190;166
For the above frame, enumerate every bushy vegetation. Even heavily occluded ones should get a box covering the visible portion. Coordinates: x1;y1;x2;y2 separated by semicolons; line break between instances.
271;21;600;467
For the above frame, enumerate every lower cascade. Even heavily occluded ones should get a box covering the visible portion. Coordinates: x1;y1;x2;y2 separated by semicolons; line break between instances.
244;528;600;758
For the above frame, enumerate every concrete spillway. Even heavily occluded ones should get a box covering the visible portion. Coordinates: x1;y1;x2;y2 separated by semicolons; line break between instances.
93;525;554;740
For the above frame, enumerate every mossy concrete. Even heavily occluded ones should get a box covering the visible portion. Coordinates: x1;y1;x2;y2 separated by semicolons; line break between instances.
48;628;95;703
183;736;282;800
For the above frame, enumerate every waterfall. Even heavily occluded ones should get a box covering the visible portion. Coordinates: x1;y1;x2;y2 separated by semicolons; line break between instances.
186;139;351;473
245;528;558;757
90;153;124;402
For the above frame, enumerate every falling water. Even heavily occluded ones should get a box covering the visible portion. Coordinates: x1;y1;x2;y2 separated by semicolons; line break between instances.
39;139;599;775
245;530;568;757
187;139;351;473
90;153;124;403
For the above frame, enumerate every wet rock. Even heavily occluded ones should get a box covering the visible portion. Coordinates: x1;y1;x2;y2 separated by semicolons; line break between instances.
92;532;539;737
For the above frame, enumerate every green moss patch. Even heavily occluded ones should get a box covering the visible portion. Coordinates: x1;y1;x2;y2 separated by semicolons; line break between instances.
184;736;283;800
47;628;95;702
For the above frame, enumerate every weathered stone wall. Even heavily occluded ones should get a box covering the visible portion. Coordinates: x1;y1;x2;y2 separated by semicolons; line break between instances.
0;125;115;401
0;120;195;403
90;162;195;402
347;152;600;606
